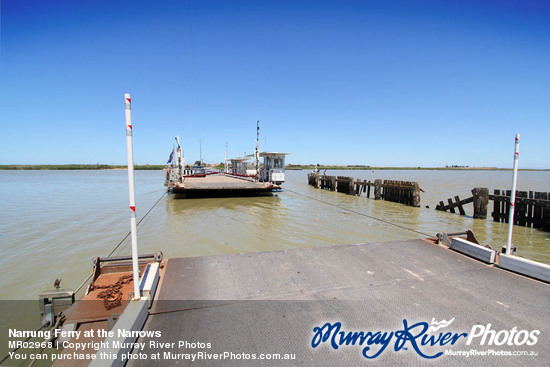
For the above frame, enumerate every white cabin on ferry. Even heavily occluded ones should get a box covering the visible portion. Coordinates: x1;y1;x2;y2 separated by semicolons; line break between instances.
257;152;290;185
229;157;252;176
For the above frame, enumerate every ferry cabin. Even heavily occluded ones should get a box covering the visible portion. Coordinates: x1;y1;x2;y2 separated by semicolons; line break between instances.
259;152;289;185
229;157;253;177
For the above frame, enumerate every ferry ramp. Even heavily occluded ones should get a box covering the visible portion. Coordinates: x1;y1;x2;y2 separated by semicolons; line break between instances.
129;238;549;366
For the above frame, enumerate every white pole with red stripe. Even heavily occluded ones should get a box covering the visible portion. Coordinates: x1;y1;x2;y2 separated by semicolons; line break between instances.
125;93;141;299
505;134;520;256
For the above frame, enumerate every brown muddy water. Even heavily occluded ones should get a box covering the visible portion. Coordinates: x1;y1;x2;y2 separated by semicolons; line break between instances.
0;170;550;300
1;168;549;356
1;169;549;301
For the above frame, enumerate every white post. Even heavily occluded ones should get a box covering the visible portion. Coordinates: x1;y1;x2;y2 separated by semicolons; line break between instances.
505;134;520;255
125;93;141;300
224;142;228;173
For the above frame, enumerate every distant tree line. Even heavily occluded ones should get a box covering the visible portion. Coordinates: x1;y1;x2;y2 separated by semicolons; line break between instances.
0;164;165;170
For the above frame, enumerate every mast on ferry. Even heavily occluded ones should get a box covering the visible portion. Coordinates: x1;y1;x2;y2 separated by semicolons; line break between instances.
175;136;184;183
255;121;260;182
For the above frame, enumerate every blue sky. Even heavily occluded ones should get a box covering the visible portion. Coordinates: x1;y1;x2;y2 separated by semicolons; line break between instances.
1;0;549;168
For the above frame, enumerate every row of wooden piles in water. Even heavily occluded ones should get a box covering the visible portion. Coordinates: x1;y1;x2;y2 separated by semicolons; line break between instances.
306;173;550;232
436;188;550;231
307;173;421;207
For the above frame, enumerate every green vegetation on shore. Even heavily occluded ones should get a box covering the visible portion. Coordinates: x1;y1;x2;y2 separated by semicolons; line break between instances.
0;164;165;170
287;164;549;171
0;164;547;171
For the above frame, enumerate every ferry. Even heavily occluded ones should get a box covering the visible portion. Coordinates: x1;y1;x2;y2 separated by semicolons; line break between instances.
164;122;290;196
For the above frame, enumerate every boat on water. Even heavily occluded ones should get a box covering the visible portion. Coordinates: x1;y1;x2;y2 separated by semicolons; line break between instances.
164;122;290;196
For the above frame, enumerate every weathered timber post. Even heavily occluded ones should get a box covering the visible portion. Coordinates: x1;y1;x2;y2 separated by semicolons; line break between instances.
454;196;465;215
533;192;544;228
516;191;528;226
542;192;550;231
308;173;317;186
335;177;341;193
374;179;382;200
356;180;362;196
348;178;356;195
330;176;336;191
412;183;421;207
472;187;489;219
315;174;320;188
492;189;501;222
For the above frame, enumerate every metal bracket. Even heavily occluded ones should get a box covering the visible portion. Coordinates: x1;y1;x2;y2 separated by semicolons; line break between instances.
436;233;452;247
42;303;54;326
501;245;517;255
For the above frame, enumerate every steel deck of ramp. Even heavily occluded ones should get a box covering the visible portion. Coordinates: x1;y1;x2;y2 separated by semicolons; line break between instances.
129;239;550;366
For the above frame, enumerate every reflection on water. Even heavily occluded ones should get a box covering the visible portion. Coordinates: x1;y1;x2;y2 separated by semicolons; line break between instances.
1;169;549;302
162;195;289;255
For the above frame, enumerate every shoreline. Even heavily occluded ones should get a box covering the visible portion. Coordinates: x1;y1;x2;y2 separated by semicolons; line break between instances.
0;164;548;171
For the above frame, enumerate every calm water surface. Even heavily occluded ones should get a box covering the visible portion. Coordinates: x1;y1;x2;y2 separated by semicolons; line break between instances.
1;169;550;359
1;169;549;303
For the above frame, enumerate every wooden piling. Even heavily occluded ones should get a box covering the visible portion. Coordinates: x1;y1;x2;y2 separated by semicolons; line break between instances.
336;176;355;195
454;196;466;215
472;187;489;219
516;191;528;226
528;191;535;226
414;183;419;206
436;196;474;213
306;174;421;208
367;182;371;198
447;198;456;214
534;192;544;228
437;188;550;232
374;179;382;200
542;192;550;230
492;189;501;222
349;178;356;195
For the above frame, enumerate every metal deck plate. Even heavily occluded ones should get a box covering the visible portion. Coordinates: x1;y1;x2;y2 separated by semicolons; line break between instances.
129;239;550;366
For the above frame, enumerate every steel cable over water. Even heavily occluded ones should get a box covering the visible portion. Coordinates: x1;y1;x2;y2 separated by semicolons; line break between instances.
0;190;170;366
74;190;168;294
283;188;433;238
